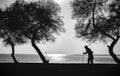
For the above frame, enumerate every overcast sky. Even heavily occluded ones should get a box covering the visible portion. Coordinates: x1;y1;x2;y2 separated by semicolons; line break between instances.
0;0;120;54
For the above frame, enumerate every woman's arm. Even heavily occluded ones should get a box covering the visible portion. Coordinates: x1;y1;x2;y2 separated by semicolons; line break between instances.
83;52;87;54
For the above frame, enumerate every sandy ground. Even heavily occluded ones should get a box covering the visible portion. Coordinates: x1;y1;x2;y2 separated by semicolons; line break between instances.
0;63;120;76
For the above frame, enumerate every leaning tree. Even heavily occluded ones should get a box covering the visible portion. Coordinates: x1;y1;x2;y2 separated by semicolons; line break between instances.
23;0;64;64
0;1;27;63
71;0;120;64
2;0;64;64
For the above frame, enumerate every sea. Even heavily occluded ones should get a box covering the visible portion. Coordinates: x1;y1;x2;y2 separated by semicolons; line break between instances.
0;54;120;64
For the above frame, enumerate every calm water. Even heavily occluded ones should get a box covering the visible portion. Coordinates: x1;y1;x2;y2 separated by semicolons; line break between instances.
0;54;120;64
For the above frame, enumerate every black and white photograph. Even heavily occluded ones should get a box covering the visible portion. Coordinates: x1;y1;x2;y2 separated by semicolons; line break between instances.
0;0;120;76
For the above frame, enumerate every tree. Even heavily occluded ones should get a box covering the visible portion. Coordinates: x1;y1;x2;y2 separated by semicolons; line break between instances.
71;0;120;64
1;0;64;64
23;0;64;64
0;1;27;63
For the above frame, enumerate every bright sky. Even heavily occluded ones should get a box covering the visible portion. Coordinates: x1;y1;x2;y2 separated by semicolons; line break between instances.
0;0;120;54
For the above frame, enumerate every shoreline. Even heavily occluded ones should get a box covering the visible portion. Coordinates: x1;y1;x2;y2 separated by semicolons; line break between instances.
0;54;119;64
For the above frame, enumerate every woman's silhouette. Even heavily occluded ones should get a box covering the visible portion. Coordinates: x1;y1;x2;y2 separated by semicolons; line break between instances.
83;45;94;64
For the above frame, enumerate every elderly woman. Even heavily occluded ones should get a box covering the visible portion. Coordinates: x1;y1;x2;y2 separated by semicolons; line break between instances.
83;45;94;64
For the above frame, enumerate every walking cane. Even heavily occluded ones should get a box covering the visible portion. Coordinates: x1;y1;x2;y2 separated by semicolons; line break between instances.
83;52;84;63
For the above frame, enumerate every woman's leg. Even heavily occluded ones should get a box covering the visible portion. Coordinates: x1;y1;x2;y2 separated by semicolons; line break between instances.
91;60;93;64
88;59;90;64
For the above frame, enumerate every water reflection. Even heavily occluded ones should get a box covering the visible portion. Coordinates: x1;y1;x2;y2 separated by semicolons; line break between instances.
0;54;119;64
46;54;66;63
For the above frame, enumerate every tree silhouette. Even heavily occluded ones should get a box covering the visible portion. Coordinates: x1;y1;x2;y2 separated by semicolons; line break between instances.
23;0;64;64
0;0;64;64
71;0;120;64
0;1;27;63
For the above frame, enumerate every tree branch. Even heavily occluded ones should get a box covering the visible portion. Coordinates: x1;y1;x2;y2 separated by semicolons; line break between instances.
107;45;110;48
91;0;115;40
116;28;120;38
25;35;32;39
95;26;115;40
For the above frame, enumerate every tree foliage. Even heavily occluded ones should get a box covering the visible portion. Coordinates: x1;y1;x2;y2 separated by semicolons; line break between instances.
20;0;64;43
71;0;120;64
0;0;64;63
71;0;107;19
0;0;64;46
71;0;120;43
0;1;26;46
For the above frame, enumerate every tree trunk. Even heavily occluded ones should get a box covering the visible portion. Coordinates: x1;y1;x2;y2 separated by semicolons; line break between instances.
91;0;120;64
11;43;18;63
31;39;49;64
108;38;120;64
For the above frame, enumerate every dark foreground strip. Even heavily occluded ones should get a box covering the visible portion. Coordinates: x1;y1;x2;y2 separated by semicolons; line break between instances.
0;63;120;76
